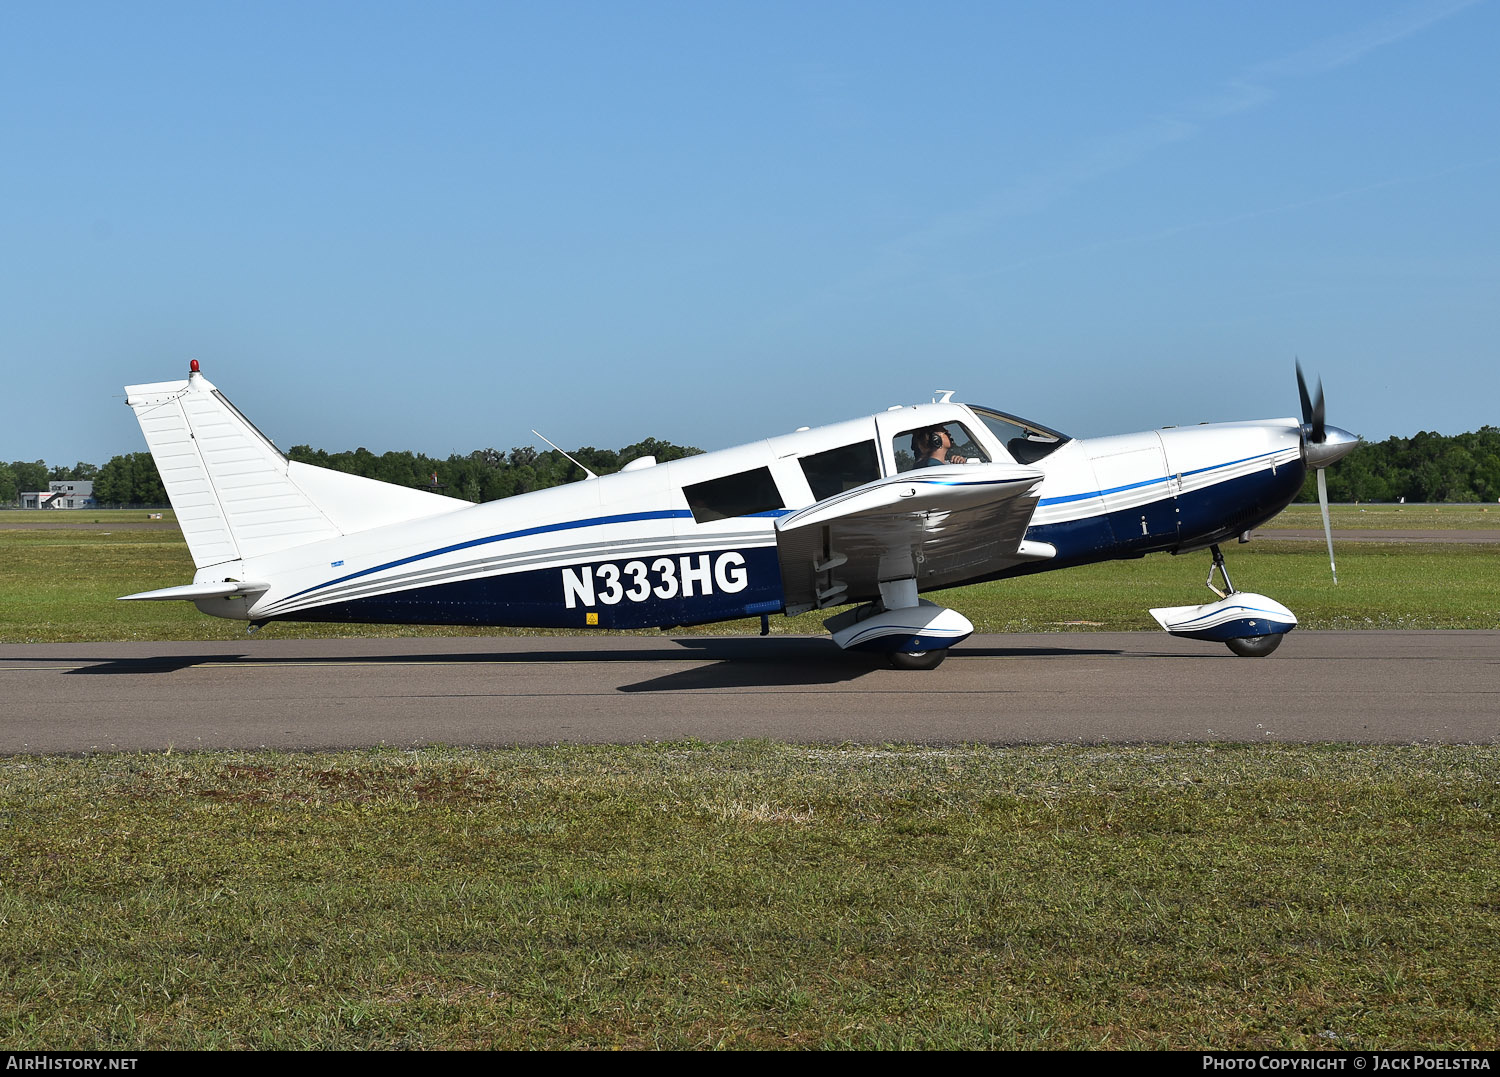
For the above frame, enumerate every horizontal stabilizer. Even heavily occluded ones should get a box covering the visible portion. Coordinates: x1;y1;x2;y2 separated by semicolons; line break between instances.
118;581;270;602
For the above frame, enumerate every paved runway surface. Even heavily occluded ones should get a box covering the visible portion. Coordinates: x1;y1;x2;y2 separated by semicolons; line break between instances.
2;632;1496;753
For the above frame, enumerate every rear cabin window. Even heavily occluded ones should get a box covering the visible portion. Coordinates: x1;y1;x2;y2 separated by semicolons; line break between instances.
683;467;784;524
799;441;880;501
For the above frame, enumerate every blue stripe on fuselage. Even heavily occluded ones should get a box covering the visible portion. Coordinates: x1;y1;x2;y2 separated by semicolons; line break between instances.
1038;448;1284;506
285;509;698;603
288;507;799;604
1011;457;1306;578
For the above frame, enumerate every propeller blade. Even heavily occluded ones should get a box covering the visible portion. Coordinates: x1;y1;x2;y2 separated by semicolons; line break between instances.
1295;359;1327;444
1311;376;1325;444
1317;468;1337;584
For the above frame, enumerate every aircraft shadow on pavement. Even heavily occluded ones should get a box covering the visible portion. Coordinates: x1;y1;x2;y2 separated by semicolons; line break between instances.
53;637;1158;684
615;638;1143;692
63;655;235;675
56;636;871;684
618;638;877;691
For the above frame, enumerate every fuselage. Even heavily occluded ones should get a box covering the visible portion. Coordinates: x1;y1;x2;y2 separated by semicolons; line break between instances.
205;401;1309;631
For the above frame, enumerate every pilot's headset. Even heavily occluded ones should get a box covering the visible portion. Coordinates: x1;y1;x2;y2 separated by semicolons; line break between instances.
913;428;946;454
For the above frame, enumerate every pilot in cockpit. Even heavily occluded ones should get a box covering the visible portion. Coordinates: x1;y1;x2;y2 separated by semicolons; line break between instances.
912;426;968;468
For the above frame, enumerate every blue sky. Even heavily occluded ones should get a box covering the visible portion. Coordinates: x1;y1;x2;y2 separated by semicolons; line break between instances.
3;0;1496;465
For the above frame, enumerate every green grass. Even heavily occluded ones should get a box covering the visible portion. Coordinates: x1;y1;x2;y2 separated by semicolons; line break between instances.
2;744;1496;1049
3;522;1495;643
1263;503;1500;530
0;526;490;644
0;508;178;525
938;541;1500;633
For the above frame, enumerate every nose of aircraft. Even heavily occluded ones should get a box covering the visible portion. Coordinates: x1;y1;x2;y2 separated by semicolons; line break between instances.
1304;424;1359;469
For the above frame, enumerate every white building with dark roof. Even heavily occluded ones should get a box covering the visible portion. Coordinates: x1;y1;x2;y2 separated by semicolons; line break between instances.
19;480;96;509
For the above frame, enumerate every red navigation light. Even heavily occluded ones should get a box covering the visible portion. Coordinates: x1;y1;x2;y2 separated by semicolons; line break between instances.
190;359;200;374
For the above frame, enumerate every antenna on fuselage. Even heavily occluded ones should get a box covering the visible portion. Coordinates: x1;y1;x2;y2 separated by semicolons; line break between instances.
933;389;956;404
531;429;599;480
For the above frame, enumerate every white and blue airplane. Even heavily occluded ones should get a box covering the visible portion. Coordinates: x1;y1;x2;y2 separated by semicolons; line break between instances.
120;361;1356;668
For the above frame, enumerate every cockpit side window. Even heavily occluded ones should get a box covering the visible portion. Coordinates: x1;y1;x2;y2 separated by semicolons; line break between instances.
799;441;880;501
893;422;990;473
971;407;1069;464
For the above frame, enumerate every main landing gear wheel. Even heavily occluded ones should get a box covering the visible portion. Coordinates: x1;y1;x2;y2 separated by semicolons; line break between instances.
890;649;948;671
1226;634;1284;658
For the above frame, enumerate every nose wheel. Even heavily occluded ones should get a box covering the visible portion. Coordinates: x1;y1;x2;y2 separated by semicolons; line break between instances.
889;648;948;670
1225;633;1284;657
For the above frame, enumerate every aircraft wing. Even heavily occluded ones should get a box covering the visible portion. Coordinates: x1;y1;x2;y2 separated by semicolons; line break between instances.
775;463;1052;614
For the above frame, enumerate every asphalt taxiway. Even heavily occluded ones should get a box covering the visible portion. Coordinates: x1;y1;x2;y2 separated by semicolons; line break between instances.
2;631;1496;753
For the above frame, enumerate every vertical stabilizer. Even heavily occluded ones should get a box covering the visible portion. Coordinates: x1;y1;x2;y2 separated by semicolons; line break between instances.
125;365;470;570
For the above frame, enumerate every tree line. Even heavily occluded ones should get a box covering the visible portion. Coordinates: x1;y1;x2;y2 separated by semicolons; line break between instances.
2;438;702;508
283;437;702;504
1293;427;1500;503
6;427;1498;507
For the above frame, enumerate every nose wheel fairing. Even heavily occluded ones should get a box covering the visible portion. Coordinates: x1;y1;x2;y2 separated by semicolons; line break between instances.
1149;543;1298;651
1148;593;1297;642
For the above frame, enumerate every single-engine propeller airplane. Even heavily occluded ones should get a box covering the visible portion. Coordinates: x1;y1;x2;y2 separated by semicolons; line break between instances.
120;361;1356;668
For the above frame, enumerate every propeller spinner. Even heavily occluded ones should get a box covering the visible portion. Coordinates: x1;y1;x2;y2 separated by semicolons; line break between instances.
1296;360;1359;468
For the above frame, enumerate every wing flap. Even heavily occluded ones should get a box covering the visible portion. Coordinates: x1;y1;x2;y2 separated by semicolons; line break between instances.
775;464;1048;613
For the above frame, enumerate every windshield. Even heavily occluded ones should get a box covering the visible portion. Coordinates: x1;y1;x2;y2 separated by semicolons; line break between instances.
971;406;1070;464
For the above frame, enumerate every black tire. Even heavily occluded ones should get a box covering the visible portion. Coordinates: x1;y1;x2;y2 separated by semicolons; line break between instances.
889;648;948;671
1225;633;1284;658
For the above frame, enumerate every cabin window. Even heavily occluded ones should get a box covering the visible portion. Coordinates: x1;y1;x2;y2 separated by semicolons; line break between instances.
799;441;880;501
683;467;784;524
893;422;990;473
